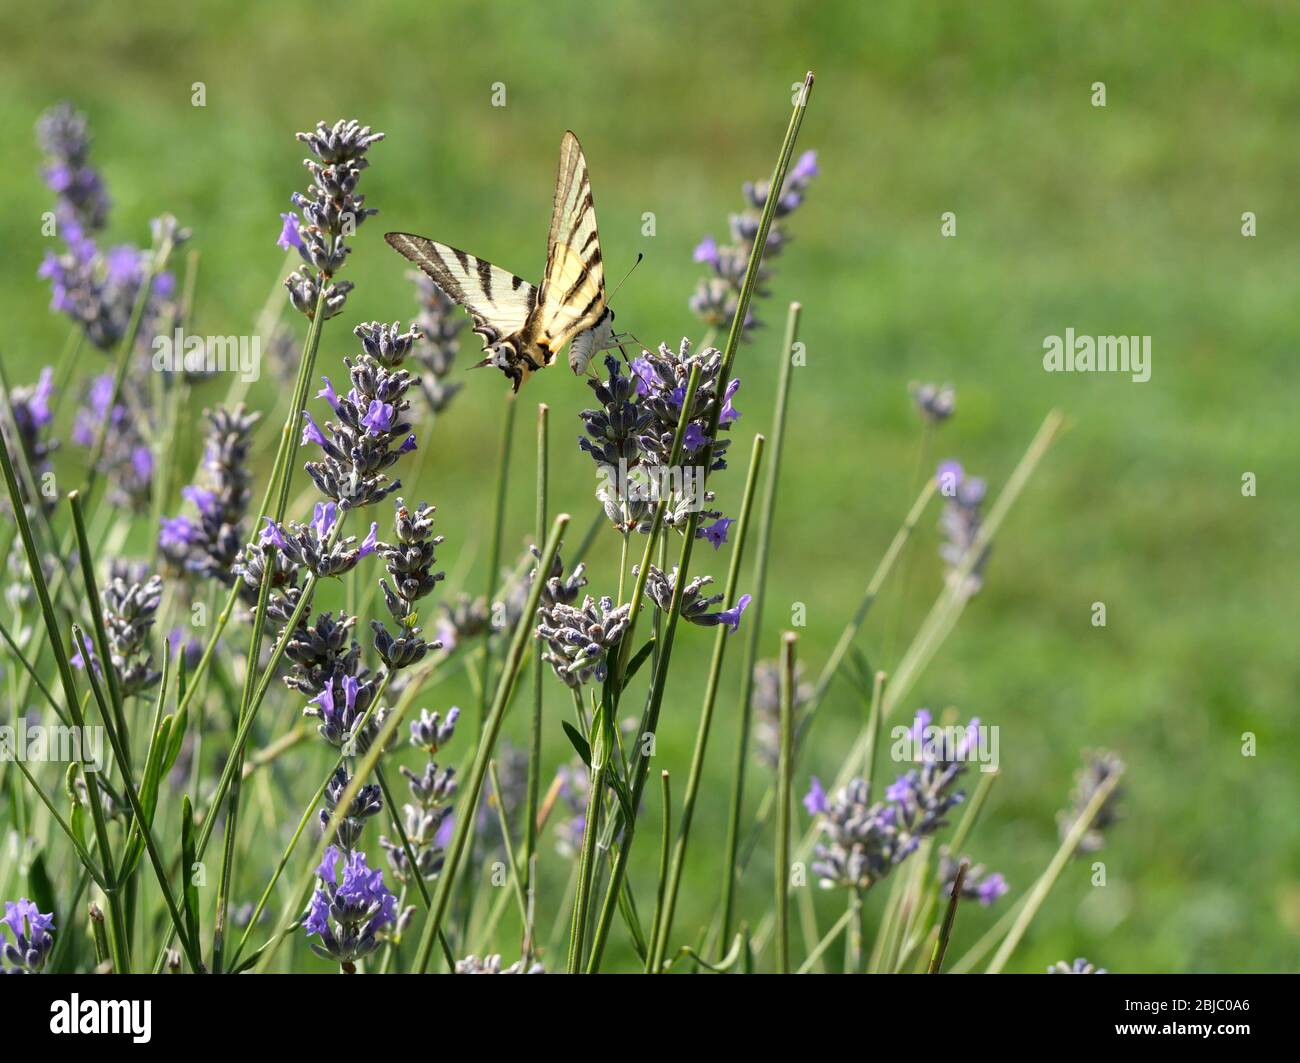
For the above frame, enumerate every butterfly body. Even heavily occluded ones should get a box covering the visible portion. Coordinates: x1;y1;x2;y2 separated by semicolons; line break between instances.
386;131;615;392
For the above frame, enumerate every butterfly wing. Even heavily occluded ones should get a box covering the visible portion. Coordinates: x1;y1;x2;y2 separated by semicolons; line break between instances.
532;131;609;361
385;232;537;348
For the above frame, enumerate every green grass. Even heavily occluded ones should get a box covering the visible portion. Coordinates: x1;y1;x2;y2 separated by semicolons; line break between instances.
1;0;1297;972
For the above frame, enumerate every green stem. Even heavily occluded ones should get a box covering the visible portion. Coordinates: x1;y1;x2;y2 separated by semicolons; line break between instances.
163;283;333;734
985;764;1124;973
649;433;766;971
590;91;815;966
478;394;517;733
412;514;570;972
522;402;547;958
928;860;967;973
567;702;609;972
72;619;203;972
488;761;530;929
719;300;800;950
774;631;796;974
212;543;276;973
645;770;672;971
0;434;123;968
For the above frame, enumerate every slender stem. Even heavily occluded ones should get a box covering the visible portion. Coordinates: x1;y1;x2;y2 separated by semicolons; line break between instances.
720;300;800;949
80;260;160;502
70;620;202;972
212;543;275;973
568;712;607;972
751;411;1066;955
731;475;937;908
645;770;672;971
649;433;766;971
928;860;967;973
163;284;333;729
413;514;570;972
590;76;816;971
986;764;1124;973
522;403;547;958
0;439;125;968
862;671;886;798
488;761;529;926
250;668;401;972
478;394;517;733
774;631;796;974
797;906;854;974
845;889;865;973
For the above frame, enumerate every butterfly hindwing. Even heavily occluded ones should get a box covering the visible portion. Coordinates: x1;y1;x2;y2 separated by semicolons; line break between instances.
385;232;537;346
533;131;609;359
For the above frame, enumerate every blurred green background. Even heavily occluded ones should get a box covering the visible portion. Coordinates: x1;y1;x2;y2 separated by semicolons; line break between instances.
1;0;1297;972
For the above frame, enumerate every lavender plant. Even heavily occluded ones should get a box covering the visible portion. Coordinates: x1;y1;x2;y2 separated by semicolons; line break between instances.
0;78;1123;982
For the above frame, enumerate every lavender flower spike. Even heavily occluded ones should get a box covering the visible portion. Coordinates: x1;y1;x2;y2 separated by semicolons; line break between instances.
303;846;397;970
2;898;55;974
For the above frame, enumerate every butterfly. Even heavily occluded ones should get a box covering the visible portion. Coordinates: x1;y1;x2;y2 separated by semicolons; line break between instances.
386;131;617;392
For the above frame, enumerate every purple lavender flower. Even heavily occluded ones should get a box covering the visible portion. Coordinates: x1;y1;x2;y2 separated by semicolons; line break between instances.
319;766;383;850
2;897;56;974
936;459;990;596
370;499;445;671
642;565;751;632
360;400;396;435
303;846;397;969
259;505;377;580
157;405;260;580
692;236;721;269
802;776;828;815
938;849;1009;907
406;272;466;415
689;148;818;334
808;710;977;890
752;658;813;769
712;593;752;632
1049;957;1107;974
911;382;956;425
1058;750;1125;855
37;103;109;234
70;372;151;511
300;323;421;509
409;707;460;753
282;119;384;322
301;410;328;448
2;367;60;513
698;516;735;550
303;668;383;751
381;714;461;884
277;212;303;251
317;376;340;411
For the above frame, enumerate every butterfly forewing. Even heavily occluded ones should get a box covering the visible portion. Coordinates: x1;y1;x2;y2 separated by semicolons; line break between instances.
385;232;537;346
534;131;609;355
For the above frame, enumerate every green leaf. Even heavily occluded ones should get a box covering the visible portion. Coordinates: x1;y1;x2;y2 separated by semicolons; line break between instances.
119;714;173;878
619;638;656;692
561;721;591;768
180;795;201;961
26;850;57;929
64;764;87;850
164;703;188;774
606;770;636;824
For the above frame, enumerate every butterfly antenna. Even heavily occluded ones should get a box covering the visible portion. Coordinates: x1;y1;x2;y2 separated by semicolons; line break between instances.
607;253;643;304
